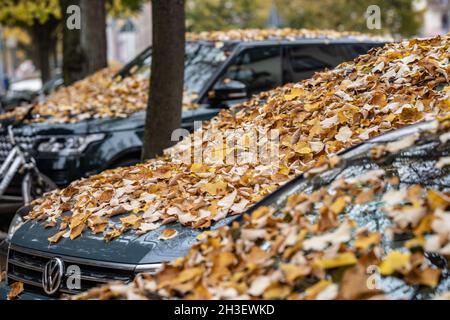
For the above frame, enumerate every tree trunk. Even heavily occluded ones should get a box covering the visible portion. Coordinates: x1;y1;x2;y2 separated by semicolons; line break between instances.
80;0;107;75
29;20;58;84
142;0;185;160
60;0;86;85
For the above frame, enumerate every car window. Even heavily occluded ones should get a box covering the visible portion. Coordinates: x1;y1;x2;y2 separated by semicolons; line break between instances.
285;44;348;82
264;135;450;299
285;43;381;83
338;43;384;61
120;42;233;101
215;46;282;97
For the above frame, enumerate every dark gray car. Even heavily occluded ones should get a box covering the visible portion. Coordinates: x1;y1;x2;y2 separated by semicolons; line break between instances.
1;119;448;300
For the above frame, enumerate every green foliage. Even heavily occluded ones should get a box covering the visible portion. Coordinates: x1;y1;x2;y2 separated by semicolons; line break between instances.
107;0;147;18
186;0;272;32
0;0;60;26
0;0;147;27
275;0;423;36
186;0;422;36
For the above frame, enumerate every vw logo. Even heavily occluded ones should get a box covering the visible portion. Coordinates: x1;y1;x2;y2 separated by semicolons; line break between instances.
42;257;65;295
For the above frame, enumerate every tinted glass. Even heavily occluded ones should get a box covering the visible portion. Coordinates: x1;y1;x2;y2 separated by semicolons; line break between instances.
119;42;233;100
215;46;282;97
266;134;450;299
285;43;381;82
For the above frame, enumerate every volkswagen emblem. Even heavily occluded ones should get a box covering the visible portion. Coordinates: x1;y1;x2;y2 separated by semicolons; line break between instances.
42;257;65;295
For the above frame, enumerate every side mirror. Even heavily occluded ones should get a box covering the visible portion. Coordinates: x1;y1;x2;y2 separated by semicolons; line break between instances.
209;80;248;103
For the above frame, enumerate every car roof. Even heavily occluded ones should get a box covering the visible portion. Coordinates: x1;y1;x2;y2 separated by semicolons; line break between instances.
188;37;388;47
185;28;391;44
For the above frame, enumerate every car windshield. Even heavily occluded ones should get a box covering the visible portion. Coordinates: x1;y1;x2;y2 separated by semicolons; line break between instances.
260;127;450;299
119;42;234;101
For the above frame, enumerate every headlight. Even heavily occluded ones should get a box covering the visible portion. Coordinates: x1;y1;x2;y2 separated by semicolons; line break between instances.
7;213;25;240
37;134;105;155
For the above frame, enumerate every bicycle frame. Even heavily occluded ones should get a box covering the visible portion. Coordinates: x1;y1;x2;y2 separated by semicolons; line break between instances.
0;145;25;199
0;125;57;205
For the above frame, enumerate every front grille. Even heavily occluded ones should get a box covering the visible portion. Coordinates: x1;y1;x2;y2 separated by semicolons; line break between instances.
6;245;148;297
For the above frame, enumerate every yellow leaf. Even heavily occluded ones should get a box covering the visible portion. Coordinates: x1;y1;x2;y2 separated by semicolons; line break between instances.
304;102;321;112
120;214;142;229
314;252;357;269
159;228;178;240
104;227;124;242
329;196;348;215
379;251;410;276
200;179;228;196
175;267;203;284
284;87;304;101
427;189;450;210
354;232;381;250
281;264;311;283
190;163;206;173
294;141;312;155
304;280;333;300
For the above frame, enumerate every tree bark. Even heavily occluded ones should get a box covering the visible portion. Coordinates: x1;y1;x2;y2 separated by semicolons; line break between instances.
80;0;107;75
60;0;85;85
142;0;185;160
29;18;58;83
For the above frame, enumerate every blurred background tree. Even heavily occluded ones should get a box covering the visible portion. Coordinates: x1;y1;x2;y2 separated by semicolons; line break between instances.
186;0;423;36
0;0;425;85
0;0;60;83
274;0;422;36
186;0;272;31
0;0;146;84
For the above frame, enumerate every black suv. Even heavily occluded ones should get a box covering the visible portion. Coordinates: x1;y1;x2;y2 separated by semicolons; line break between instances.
0;37;384;201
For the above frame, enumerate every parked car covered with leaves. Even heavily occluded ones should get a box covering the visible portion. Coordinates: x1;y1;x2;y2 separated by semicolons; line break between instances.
12;31;450;300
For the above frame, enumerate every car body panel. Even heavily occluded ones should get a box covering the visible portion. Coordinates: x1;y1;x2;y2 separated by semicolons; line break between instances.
11;212;239;265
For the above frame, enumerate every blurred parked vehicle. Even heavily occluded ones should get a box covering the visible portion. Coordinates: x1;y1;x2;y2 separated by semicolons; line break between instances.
0;76;63;112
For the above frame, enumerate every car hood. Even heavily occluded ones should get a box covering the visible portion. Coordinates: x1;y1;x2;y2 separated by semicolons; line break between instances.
11;214;238;265
1;109;198;135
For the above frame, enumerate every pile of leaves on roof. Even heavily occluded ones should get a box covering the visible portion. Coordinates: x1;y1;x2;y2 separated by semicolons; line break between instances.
185;28;391;42
26;34;450;244
71;117;450;300
0;66;201;125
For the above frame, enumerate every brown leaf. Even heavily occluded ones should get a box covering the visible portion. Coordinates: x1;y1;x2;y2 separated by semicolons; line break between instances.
7;282;24;300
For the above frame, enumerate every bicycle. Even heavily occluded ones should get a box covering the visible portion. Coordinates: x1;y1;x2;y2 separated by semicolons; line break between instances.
0;125;57;205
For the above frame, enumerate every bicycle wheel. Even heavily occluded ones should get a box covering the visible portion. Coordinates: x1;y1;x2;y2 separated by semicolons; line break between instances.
22;171;58;204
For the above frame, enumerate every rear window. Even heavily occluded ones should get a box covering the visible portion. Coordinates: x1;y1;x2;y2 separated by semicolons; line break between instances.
285;43;382;83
